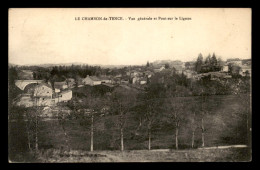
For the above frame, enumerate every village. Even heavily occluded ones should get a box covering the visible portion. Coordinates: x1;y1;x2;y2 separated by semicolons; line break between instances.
8;55;251;162
11;59;251;107
8;56;251;120
11;57;251;111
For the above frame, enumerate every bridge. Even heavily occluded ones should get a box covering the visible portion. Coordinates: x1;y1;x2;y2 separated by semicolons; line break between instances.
15;80;44;90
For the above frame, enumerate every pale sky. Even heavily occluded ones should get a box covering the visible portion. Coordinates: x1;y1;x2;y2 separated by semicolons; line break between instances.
9;8;251;66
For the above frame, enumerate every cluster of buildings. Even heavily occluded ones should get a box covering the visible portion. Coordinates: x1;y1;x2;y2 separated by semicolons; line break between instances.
13;79;73;108
12;58;251;108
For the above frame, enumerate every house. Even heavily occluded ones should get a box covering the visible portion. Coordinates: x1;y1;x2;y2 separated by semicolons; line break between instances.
121;78;129;84
54;81;68;90
144;70;154;78
66;78;76;88
77;77;84;87
221;65;229;72
82;75;102;86
173;65;183;74
242;59;251;66
140;78;147;85
132;77;140;84
25;83;53;106
226;58;242;66
115;74;122;78
56;90;72;103
153;66;165;73
183;70;196;79
55;88;60;93
33;83;53;98
159;66;165;71
240;65;251;77
100;76;112;84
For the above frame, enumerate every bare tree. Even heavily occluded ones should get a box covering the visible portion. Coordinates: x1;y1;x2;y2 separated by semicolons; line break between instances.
58;107;70;151
167;96;185;150
145;103;158;150
189;110;198;148
200;93;209;148
111;87;136;151
81;96;105;152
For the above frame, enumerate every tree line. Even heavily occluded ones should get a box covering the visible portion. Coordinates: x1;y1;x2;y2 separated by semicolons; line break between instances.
195;53;223;73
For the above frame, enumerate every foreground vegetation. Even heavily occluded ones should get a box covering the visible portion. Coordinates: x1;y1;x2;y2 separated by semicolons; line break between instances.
9;147;251;162
9;94;250;162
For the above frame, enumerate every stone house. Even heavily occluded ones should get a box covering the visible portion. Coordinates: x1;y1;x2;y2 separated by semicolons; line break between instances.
82;75;102;86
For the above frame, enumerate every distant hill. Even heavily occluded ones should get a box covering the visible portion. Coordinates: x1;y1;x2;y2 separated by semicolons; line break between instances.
8;62;138;69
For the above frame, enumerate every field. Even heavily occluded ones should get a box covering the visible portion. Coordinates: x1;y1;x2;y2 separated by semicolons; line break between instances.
9;147;251;162
8;94;251;162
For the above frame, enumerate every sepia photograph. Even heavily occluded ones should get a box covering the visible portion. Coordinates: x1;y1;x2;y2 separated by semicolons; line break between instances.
8;8;251;162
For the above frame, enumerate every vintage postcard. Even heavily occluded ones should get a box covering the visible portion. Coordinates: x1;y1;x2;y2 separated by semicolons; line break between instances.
8;8;251;162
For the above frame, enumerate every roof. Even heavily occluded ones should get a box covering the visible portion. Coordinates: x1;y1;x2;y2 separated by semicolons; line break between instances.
60;90;72;94
54;81;67;88
85;76;101;81
89;76;101;81
54;81;67;85
24;83;52;92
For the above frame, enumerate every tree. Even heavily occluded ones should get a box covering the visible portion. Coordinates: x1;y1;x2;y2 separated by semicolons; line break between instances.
165;89;186;150
199;88;210;147
146;61;150;67
110;87;136;151
211;53;218;66
165;63;170;69
136;90;163;150
185;62;191;69
195;53;203;73
82;96;105;152
205;54;211;65
58;107;70;151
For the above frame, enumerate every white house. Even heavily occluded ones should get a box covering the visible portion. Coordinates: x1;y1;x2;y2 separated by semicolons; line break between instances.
140;78;147;85
82;75;102;86
55;88;60;93
56;90;73;102
23;83;53;107
222;65;229;72
132;77;140;84
33;83;53;98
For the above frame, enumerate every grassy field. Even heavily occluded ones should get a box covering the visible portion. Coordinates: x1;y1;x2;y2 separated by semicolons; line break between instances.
9;147;251;162
8;94;250;162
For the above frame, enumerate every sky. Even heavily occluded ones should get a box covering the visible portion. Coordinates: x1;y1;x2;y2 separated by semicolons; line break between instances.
8;8;251;66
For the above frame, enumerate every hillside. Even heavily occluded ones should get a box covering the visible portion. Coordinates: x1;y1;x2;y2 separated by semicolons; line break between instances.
9;93;249;163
